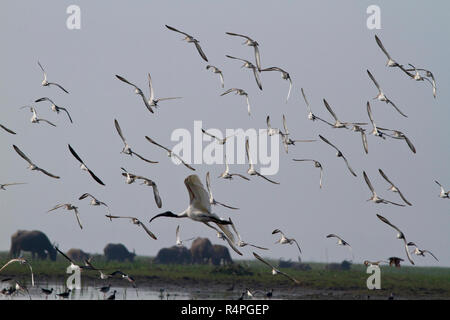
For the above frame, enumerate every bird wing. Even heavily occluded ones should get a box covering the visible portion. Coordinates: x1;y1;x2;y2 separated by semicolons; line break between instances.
423;250;439;262
48;82;69;94
254;45;261;71
138;220;157;240
151;183;163;208
215;200;239;210
145;136;172;153
225;32;253;41
361;131;369;154
301;88;312;113
378;169;395;188
172;152;196;171
226;55;247;63
255;171;280;184
68;144;84;165
220;88;238;96
341;155;357;177
367;70;381;92
260;67;282;72
78;193;93;200
13;145;34;166
87;168;105;186
37;167;60;179
403;135;416;153
363;171;376;194
366;101;376;127
318;135;339;152
374;35;392;60
0;124;16;134
376;214;403;235
114;119;127;145
282;115;289;135
130;150;159;164
194;41;208;62
286;78;292;102
115;75;140;90
55;247;75;264
435;180;445;193
323;99;339;122
253;252;275;269
205;171;213;199
147;73;155;102
74;208;83;229
252;66;262;90
58;107;73;123
37;61;47;79
165;25;191;37
387;100;408;118
202;129;219;141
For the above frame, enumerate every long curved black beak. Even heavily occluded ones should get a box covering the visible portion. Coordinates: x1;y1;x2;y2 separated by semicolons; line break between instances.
149;211;178;223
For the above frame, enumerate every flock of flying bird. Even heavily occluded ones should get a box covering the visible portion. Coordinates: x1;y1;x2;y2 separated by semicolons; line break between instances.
0;24;447;299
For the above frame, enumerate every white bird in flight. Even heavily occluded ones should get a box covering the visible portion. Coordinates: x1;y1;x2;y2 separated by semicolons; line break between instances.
206;65;224;88
105;215;157;240
260;66;292;102
38;61;69;94
149;174;242;255
145;136;195;171
165;25;208;62
48;203;83;230
35;97;73;123
175;225;195;246
218;155;250;181
292;159;323;189
21;106;56;127
363;171;405;207
435;180;449;199
0;258;34;287
246;139;280;184
253;252;300;284
13;145;60;179
319;135;357;177
206;172;239;210
221;88;251;116
225;32;261;71
226;55;262;90
68;144;105;186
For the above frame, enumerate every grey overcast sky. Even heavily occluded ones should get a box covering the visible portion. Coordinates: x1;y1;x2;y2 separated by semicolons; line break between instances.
1;1;449;266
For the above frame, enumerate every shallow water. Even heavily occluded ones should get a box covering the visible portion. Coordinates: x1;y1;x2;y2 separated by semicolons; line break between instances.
0;282;193;300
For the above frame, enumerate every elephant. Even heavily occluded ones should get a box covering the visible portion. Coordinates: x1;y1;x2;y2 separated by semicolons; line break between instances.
211;244;233;265
190;238;214;264
154;246;192;264
9;230;57;261
103;243;135;262
66;248;90;262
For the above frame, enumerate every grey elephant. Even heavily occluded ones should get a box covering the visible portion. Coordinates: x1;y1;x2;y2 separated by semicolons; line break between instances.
211;244;233;265
190;238;214;264
9;230;57;260
103;243;135;262
154;246;192;264
66;248;90;262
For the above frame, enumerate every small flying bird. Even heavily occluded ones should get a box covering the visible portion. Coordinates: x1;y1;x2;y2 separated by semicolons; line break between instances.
376;214;414;265
366;101;386;139
374;35;404;69
206;65;224;88
147;73;182;108
137;176;163;208
319;135;357;177
301;88;333;125
230;218;268;250
326;234;351;248
253;252;300;284
13;145;60;179
265;116;281;136
280;114;316;153
272;229;302;257
246;139;280;184
435;180;449;199
121;167;137;184
115;74;154;113
377;128;416;154
145;136;195;171
363;171;405;207
165;25;208;62
260;67;292;102
206;171;239;210
114;119;158;164
221;88;251;116
55;246;101;271
21;106;56;127
37;61;69;94
68;144;105;186
0;258;34;287
388;257;404;268
292;159;323;189
0;183;26;190
109;271;136;287
363;260;389;267
175;225;194;246
105;215;157;240
201;128;235;145
0;123;16;135
226;55;262;90
367;70;407;117
225;32;261;71
404;67;436;98
378;169;412;206
407;242;439;262
35;97;73;123
323;99;367;129
149;175;242;255
48;204;83;230
218;155;250;181
79;193;109;208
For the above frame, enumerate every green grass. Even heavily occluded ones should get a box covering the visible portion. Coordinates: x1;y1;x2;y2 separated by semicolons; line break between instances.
1;252;449;298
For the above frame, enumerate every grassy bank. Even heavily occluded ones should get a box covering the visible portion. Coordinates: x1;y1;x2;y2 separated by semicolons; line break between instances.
1;252;449;298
